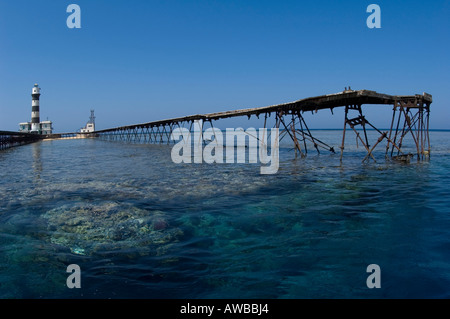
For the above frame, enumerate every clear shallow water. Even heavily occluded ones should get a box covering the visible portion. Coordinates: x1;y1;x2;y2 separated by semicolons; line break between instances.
0;131;449;299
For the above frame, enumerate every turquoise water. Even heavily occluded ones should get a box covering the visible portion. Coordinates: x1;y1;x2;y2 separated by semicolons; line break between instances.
0;131;449;299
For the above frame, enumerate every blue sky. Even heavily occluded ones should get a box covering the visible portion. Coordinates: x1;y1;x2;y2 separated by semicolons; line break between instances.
1;0;449;132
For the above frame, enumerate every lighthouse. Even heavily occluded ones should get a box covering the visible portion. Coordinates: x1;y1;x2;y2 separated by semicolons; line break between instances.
31;84;41;133
19;83;53;135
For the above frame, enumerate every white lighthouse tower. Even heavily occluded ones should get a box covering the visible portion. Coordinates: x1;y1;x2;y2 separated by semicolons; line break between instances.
31;84;41;133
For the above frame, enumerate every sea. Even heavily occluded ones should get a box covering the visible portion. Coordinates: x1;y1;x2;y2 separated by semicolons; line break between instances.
0;130;449;299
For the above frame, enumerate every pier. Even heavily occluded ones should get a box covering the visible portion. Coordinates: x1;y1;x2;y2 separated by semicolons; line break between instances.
94;89;432;162
2;89;432;163
0;131;42;151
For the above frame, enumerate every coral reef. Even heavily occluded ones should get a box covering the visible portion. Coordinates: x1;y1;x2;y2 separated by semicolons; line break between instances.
42;202;182;256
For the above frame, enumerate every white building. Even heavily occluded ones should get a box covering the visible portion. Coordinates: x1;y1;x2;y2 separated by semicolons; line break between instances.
19;121;53;135
80;110;95;133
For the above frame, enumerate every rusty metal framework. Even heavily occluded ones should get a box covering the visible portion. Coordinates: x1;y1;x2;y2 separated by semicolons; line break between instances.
339;94;431;163
387;96;431;161
90;89;432;163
